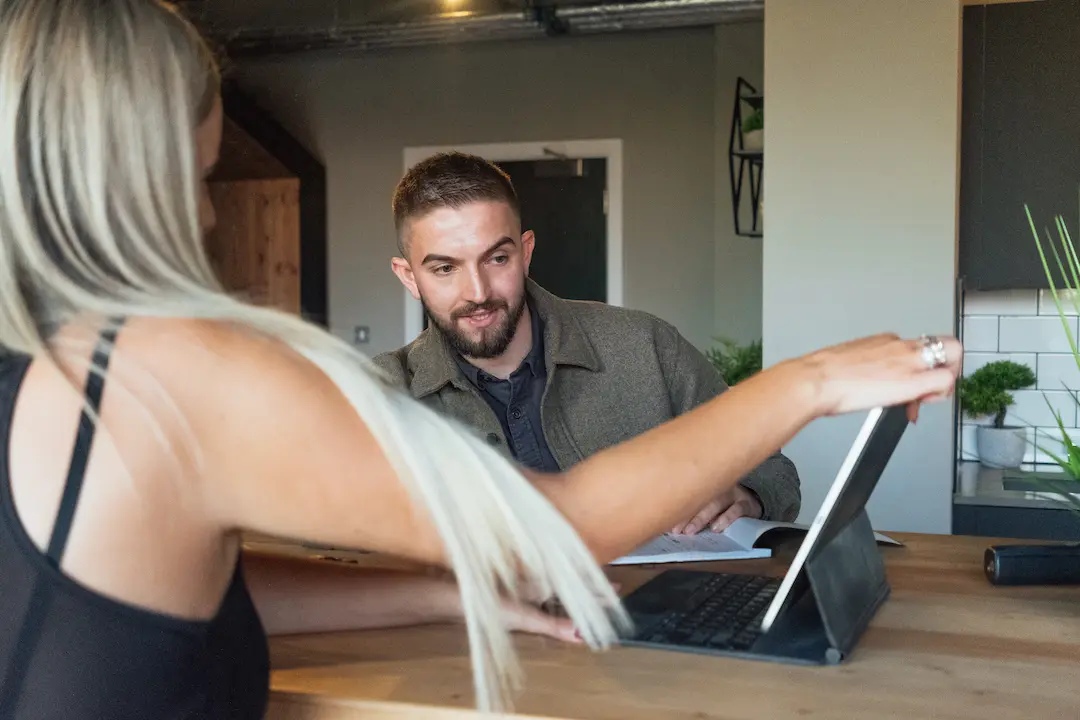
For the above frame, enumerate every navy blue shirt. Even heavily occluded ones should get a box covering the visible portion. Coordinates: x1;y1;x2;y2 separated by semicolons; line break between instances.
454;302;561;473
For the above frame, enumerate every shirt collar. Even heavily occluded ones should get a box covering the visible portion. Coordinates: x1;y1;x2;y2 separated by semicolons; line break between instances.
405;278;600;399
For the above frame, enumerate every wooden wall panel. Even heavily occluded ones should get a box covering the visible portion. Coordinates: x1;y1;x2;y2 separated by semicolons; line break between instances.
206;178;301;314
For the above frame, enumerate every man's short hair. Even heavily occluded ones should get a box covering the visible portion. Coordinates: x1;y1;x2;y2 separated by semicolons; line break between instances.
392;151;520;257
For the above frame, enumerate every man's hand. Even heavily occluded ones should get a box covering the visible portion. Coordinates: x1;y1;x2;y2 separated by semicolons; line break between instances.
670;485;763;535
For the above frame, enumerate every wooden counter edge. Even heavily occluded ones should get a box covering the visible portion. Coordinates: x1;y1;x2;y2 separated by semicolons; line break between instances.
268;691;559;720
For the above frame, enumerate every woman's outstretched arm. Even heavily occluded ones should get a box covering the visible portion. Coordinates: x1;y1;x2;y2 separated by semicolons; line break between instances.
152;320;957;567
242;551;583;642
532;333;959;562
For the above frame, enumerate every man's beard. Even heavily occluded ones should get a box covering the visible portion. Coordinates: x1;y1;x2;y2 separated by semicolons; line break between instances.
424;294;527;359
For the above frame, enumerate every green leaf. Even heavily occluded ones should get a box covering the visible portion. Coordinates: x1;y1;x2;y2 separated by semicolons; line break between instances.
1023;202;1080;520
957;360;1034;424
1029;206;1080;362
706;337;762;386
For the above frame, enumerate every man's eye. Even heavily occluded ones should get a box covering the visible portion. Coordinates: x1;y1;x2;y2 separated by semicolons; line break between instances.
433;265;453;275
490;255;509;265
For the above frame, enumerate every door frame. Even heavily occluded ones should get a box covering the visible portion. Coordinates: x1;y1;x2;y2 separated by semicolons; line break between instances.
400;139;624;344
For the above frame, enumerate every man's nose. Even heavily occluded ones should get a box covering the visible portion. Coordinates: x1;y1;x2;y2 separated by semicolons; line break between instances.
463;268;491;303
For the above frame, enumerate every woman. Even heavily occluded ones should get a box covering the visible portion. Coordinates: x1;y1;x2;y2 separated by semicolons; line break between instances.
0;1;962;718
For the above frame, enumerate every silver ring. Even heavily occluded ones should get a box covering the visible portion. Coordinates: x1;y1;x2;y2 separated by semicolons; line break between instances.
917;335;947;369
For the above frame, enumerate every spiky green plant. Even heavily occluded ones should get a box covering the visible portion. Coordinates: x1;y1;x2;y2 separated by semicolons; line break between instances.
1024;204;1080;516
705;337;762;386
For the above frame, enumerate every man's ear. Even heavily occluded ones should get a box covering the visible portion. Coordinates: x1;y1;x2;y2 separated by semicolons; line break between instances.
390;257;421;300
521;230;536;274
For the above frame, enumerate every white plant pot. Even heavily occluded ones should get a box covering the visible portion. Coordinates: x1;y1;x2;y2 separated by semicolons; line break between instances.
975;426;1028;469
743;128;763;150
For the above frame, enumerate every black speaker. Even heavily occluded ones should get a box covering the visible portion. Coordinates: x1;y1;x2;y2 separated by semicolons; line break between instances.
984;543;1080;586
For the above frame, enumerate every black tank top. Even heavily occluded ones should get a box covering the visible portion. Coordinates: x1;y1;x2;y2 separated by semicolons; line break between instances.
0;324;270;718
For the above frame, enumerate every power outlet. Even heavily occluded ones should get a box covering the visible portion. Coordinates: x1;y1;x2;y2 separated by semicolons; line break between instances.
354;326;370;344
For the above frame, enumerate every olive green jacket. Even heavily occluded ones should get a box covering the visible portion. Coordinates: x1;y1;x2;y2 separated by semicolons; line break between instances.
372;280;801;521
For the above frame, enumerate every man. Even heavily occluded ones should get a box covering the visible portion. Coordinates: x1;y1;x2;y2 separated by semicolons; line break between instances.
374;152;801;533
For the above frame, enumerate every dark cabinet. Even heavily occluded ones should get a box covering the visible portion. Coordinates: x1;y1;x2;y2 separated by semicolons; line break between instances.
959;0;1080;291
953;504;1080;541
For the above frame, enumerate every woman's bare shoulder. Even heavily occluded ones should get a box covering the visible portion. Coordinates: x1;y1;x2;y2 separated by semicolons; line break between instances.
111;318;440;557
119;316;282;367
96;315;349;469
115;316;328;395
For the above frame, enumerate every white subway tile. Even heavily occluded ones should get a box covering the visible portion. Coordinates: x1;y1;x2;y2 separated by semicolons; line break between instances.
1005;390;1076;429
959;424;979;461
1023;428;1036;464
998;316;1077;353
1037;354;1080;392
962;352;1037;377
1039;289;1080;316
964;290;1039;316
1030;427;1074;465
962;316;998;352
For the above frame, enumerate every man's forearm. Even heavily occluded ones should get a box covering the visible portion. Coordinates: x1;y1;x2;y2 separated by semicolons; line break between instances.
242;550;463;636
740;453;801;521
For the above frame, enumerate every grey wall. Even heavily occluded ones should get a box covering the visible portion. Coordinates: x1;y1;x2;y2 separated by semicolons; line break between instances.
713;22;764;345
763;0;961;534
233;28;743;356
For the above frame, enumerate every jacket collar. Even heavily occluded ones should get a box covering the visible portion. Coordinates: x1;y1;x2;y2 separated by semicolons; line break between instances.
405;278;601;399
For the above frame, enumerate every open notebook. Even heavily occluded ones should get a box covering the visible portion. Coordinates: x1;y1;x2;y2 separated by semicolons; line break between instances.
610;517;901;566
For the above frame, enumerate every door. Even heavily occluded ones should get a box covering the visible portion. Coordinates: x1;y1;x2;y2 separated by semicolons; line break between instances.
500;157;608;302
421;155;608;330
206;178;301;314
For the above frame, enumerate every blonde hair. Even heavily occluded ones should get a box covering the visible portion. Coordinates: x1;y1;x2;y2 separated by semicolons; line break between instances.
0;0;628;711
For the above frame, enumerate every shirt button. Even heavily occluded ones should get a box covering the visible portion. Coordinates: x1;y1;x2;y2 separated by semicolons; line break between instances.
486;433;501;445
510;407;523;420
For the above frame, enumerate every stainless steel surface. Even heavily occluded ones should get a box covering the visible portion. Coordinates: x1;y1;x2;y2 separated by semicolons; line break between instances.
954;461;1080;510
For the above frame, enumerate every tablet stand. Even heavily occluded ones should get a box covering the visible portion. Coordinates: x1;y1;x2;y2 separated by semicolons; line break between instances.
800;508;890;662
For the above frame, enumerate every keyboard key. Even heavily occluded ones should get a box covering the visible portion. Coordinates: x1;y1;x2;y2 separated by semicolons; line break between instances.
632;573;778;650
706;628;735;647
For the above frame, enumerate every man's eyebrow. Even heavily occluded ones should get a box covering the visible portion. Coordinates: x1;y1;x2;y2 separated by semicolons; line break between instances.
421;236;515;266
421;253;457;265
481;237;515;257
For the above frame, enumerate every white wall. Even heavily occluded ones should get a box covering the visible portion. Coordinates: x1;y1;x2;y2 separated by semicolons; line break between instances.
763;0;962;533
233;30;725;356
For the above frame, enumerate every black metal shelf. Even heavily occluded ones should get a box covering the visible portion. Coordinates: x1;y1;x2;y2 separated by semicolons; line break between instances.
732;149;763;160
728;77;763;238
741;93;764;109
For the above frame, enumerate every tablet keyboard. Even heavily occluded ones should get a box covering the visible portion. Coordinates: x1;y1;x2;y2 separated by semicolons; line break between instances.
633;572;780;651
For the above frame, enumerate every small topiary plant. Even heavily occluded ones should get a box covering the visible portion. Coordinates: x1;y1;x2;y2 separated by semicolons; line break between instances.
742;107;763;134
957;360;1037;428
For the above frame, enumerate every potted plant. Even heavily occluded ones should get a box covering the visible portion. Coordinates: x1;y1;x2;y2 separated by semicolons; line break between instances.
706;337;762;386
958;360;1036;468
742;107;763;151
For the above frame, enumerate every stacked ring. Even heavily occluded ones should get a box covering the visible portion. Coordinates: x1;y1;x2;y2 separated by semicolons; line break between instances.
917;335;948;369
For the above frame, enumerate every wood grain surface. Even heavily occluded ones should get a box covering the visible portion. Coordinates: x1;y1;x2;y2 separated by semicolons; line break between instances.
261;532;1080;719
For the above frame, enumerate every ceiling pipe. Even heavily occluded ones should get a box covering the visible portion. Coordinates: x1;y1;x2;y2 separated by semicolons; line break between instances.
209;0;764;58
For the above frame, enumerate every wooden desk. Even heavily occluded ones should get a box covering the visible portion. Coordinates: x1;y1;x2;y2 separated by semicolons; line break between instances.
263;533;1080;719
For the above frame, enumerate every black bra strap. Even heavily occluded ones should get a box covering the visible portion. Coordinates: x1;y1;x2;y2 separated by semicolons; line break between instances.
45;318;124;567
